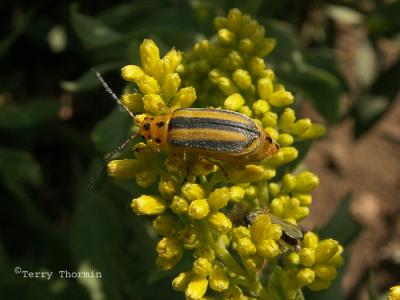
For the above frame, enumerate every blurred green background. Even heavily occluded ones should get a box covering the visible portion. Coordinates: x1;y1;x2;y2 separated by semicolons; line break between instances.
1;0;399;299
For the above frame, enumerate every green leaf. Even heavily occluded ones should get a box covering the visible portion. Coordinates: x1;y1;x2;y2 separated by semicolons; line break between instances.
295;65;341;123
0;147;42;186
0;100;60;130
91;108;132;153
324;5;364;25
268;266;286;300
354;94;389;136
354;38;377;88
354;57;400;137
319;193;362;247
60;62;122;93
70;9;122;48
69;191;125;300
260;18;302;68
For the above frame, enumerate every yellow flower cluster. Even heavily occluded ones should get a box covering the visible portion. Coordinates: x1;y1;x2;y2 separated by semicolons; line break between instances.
107;8;343;300
389;285;400;300
283;232;343;292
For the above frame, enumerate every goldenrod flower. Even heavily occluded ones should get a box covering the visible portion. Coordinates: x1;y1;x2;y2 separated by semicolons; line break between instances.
109;8;340;299
388;285;400;300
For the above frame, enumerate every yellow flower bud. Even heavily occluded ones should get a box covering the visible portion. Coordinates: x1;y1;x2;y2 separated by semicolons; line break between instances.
269;90;294;107
329;245;344;266
121;65;145;82
158;176;177;200
218;77;238;96
194;245;215;262
214;16;227;30
281;147;298;163
152;215;179;237
156;237;183;260
208;68;227;84
388;286;400;300
208;212;232;233
296;268;315;285
278;133;294;146
261;111;278;127
254;38;276;57
313;264;337;281
208;187;230;211
227;8;243;33
181;183;205;202
303;232;319;249
218;29;236;44
256;239;280;258
238;105;252;117
209;265;229;292
278;108;296;132
107;159;146;179
232;69;252;90
236;237;256;256
239;38;253;53
229;165;266;183
171;195;189;215
252;99;270;116
295;171;319;192
294;193;313;206
249;57;266;77
193;258;213;277
121;93;144;113
315;239;339;264
142;94;165;115
172;271;193;292
224;93;245;111
162;48;182;74
245;184;257;198
131;195;167;215
185;275;208;300
138;74;161;95
291;118;312;136
188;199;210;219
301;124;327;139
258;77;273;100
299;248;316;267
230;186;245;202
307;279;331;291
170;86;197;108
232;226;251;240
282;173;297;192
162;73;181;101
287;252;300;265
156;255;182;270
140;39;160;76
268;182;281;197
136;170;157;188
179;226;201;249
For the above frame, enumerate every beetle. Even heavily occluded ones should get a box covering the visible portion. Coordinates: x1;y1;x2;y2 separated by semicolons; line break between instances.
89;69;280;188
139;107;280;164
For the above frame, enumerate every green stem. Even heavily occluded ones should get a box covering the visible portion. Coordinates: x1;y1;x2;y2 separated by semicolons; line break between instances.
198;220;248;279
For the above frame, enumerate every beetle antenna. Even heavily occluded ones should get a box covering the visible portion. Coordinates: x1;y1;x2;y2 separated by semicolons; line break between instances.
92;68;136;120
87;131;139;190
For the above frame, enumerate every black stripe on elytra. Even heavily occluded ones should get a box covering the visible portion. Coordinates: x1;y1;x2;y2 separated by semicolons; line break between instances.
168;117;259;138
169;138;250;153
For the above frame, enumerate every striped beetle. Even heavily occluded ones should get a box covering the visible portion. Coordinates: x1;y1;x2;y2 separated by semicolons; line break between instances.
89;69;280;188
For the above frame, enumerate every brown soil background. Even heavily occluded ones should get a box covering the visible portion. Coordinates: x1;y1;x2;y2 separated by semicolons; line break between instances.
299;23;400;298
